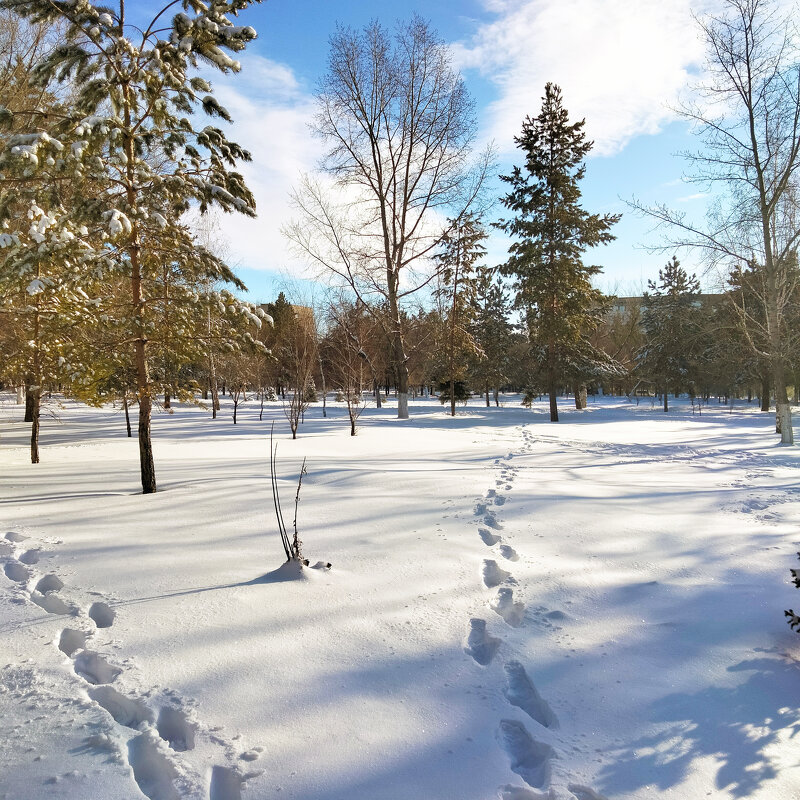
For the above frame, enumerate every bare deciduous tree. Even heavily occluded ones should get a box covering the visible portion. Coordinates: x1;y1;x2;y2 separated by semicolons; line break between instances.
286;16;492;419
324;299;372;436
633;0;800;443
281;306;317;439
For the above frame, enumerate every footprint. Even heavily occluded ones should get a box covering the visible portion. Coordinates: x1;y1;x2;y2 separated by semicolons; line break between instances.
157;707;196;751
4;561;30;583
504;661;558;729
497;719;554;790
35;574;64;593
464;618;501;666
210;765;243;800
475;502;489;516
484;514;503;530
486;489;497;499
491;587;525;627
89;686;153;729
19;550;40;565
127;732;180;800
499;545;519;562
58;628;87;657
482;559;514;588
74;651;121;685
494;495;507;506
568;785;609;800
89;601;115;629
30;591;73;616
5;532;27;543
479;528;501;546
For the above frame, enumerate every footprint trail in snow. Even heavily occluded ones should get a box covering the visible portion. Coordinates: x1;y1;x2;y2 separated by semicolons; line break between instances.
0;529;260;800
461;428;607;798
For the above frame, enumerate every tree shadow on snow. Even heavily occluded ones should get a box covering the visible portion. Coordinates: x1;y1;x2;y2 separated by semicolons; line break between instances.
597;650;800;797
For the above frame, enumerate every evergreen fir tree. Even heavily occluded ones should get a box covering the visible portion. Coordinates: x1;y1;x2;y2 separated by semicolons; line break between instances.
434;214;487;416
470;270;512;407
496;83;619;421
724;257;800;414
637;256;702;412
0;0;264;492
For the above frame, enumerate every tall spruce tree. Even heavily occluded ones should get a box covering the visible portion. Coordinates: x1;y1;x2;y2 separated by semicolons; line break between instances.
496;83;619;421
0;0;263;492
637;257;702;412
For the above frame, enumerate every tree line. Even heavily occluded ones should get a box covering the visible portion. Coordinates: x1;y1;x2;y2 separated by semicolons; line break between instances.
1;0;798;496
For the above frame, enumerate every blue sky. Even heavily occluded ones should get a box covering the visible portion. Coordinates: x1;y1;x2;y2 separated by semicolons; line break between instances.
141;1;720;302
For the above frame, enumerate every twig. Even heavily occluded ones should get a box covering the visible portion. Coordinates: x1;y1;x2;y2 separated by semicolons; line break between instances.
292;458;307;559
269;422;291;560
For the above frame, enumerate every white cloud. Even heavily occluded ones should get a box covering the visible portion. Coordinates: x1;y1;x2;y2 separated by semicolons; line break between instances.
208;55;322;276
454;0;711;156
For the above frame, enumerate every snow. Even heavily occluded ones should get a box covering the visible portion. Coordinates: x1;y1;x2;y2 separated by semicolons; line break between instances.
1;394;799;800
103;209;132;237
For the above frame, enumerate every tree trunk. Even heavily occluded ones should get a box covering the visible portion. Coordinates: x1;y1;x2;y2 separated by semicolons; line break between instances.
494;388;500;407
485;383;490;407
374;378;382;409
760;374;770;411
663;388;669;413
164;389;171;410
450;378;456;417
233;399;238;424
391;311;410;419
350;411;356;436
774;362;794;443
778;402;793;443
24;379;34;422
548;370;559;422
211;371;219;417
137;391;156;493
124;98;156;494
123;392;132;438
29;386;40;464
133;311;156;493
16;385;23;405
318;348;327;418
574;383;587;410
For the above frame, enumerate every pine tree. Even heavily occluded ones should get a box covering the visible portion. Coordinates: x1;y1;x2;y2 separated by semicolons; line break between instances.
638;257;702;412
0;205;99;462
496;83;619;422
434;215;487;416
725;258;800;415
0;0;263;492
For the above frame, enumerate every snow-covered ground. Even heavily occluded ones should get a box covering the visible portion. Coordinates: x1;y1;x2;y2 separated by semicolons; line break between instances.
1;393;799;800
